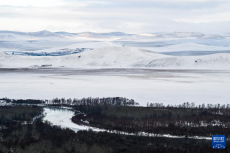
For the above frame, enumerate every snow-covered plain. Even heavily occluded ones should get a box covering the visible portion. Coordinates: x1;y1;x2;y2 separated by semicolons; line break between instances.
0;68;229;106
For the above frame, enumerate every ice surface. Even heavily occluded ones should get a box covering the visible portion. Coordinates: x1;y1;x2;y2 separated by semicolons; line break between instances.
43;107;103;132
0;68;229;106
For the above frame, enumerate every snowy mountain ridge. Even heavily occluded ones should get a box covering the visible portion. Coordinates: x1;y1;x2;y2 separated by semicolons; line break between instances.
0;30;228;39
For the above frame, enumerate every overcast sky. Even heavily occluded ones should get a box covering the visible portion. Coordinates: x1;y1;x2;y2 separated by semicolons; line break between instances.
0;0;230;34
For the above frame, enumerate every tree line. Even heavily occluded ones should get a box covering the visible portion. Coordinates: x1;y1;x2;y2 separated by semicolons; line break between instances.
72;104;230;139
0;97;139;107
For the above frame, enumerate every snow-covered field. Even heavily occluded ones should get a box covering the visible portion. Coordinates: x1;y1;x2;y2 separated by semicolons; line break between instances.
0;68;229;106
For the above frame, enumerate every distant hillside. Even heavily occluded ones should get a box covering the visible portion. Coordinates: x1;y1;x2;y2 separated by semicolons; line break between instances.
1;46;230;69
0;30;227;39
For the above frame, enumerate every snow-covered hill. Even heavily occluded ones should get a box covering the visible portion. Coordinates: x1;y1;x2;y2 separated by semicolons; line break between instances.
76;32;131;38
146;53;230;69
198;34;225;39
0;31;131;39
119;32;226;40
1;46;230;69
29;42;122;53
0;30;230;69
0;30;227;40
0;30;61;38
147;43;230;52
4;42;122;56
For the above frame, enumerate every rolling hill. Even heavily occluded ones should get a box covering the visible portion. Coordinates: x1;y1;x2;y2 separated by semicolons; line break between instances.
1;46;230;69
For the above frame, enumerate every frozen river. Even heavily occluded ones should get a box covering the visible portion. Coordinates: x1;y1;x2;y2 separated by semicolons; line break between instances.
43;107;77;132
43;107;97;132
0;68;230;106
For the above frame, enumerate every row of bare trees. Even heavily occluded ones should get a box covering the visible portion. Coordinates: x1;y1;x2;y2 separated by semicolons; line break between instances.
46;97;139;106
72;104;230;138
148;102;230;109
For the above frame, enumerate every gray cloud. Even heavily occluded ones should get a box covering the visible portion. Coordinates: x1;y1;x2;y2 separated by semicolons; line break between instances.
0;0;229;33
